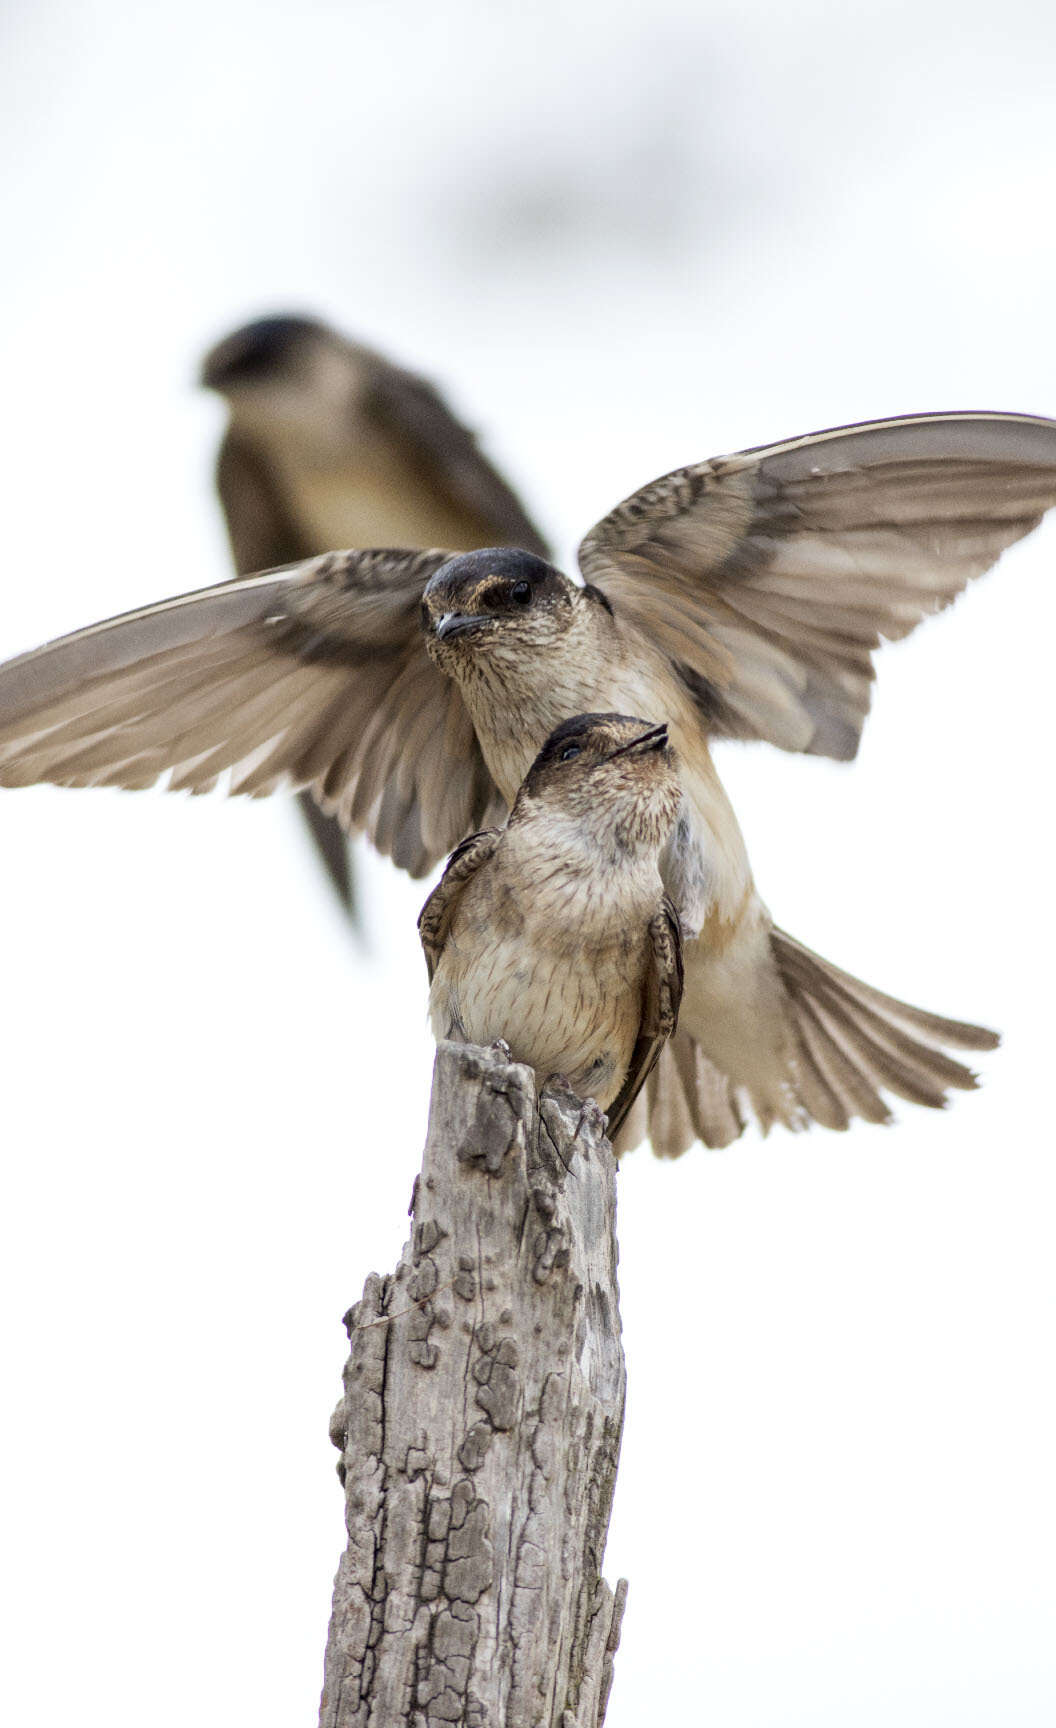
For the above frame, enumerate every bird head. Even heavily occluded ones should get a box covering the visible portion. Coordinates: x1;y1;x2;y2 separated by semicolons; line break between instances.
200;314;364;451
514;712;681;855
420;548;585;671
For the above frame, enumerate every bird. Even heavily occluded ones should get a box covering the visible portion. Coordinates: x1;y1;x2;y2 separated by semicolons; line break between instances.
1;409;1055;1154
200;312;550;923
418;712;684;1136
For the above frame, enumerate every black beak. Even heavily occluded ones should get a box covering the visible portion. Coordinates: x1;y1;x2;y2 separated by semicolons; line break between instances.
610;722;669;759
433;612;490;642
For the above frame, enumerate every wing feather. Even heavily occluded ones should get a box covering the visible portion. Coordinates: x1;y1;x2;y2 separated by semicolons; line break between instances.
579;411;1056;759
0;548;501;875
417;829;503;982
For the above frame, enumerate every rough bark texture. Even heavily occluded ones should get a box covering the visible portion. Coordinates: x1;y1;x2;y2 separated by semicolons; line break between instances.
320;1039;628;1728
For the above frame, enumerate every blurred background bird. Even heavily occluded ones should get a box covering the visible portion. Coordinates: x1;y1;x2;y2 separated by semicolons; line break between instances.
201;312;550;927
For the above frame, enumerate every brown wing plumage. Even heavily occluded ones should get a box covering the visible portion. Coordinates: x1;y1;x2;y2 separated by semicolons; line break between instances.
579;411;1056;760
605;895;684;1142
359;352;551;557
0;548;505;877
417;828;503;981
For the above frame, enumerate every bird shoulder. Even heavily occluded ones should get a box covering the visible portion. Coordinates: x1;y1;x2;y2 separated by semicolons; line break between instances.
417;828;503;982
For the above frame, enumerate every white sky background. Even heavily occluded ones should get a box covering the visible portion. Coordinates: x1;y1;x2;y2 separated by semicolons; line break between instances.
0;1;1054;1722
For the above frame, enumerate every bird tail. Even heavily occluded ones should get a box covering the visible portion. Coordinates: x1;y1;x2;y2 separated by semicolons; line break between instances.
613;1030;746;1159
614;928;999;1158
771;927;1000;1133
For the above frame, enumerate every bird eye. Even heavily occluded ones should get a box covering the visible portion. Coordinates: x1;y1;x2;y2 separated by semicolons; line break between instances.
559;743;581;762
511;580;532;606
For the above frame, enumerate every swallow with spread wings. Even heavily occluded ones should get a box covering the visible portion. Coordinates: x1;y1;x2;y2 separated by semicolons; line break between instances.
2;411;1054;1154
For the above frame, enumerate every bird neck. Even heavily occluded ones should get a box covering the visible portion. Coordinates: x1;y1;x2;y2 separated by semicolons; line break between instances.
453;606;648;801
502;805;666;926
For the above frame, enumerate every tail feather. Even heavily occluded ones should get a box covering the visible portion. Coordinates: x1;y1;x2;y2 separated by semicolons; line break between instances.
783;1009;851;1131
773;928;998;1124
784;967;952;1108
808;974;979;1099
612;1032;744;1158
774;930;1000;1052
644;1046;696;1157
668;1033;746;1152
611;928;998;1158
792;994;892;1128
791;978;949;1112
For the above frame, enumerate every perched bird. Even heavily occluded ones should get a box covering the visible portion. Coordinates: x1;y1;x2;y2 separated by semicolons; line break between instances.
419;712;684;1136
200;312;550;920
2;411;1055;1153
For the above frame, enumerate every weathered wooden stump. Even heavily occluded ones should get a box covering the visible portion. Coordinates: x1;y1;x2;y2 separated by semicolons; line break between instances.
320;1039;628;1728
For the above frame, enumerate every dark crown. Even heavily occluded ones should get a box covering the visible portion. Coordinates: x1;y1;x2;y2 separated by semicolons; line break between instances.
527;713;654;780
425;548;557;598
200;314;326;389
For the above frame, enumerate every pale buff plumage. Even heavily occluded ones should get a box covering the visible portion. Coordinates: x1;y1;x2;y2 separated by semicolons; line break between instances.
419;715;683;1130
423;584;800;1138
423;551;1000;1151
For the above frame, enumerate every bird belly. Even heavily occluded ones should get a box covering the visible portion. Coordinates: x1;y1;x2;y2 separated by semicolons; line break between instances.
431;933;638;1110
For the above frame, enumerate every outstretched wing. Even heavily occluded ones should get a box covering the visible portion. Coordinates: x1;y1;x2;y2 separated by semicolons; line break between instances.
605;895;684;1142
418;828;503;981
0;547;505;878
579;411;1056;760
